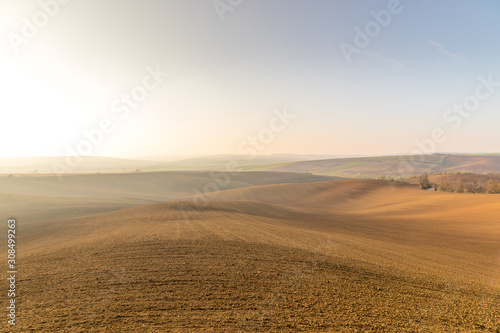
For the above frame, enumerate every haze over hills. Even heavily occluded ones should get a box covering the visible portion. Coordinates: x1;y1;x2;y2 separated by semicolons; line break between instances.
2;153;500;178
0;171;334;226
136;154;349;164
264;154;500;178
0;154;342;174
6;176;500;331
0;156;162;174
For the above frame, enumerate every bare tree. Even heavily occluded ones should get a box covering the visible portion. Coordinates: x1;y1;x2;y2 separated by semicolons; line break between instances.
419;174;432;189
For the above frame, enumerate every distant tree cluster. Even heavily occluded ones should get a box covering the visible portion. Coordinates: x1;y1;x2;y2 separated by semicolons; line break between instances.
485;179;500;194
376;174;394;181
424;175;500;194
436;180;482;193
419;174;432;189
433;171;474;175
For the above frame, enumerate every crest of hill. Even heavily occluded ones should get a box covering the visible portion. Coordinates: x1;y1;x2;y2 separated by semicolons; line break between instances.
265;154;500;177
77;178;499;223
0;171;335;225
17;178;500;332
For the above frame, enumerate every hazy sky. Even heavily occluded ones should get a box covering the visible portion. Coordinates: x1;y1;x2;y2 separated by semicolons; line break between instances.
1;0;500;159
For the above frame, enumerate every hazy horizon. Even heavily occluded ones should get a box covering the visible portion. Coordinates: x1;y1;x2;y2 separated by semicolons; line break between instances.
2;151;500;162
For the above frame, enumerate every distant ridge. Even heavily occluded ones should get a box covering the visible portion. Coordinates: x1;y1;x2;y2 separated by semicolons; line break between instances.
1;153;500;177
265;154;500;178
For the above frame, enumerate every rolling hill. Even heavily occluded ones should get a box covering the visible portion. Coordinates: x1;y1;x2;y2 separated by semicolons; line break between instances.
264;154;500;178
0;171;334;226
5;176;500;331
0;154;343;174
4;154;500;178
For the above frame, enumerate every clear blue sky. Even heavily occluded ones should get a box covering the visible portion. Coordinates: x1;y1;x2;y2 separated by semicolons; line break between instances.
1;0;499;158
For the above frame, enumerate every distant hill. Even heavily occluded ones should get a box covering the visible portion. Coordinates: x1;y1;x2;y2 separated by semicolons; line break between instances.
2;154;500;178
262;154;500;178
0;154;358;174
161;154;352;166
0;171;335;225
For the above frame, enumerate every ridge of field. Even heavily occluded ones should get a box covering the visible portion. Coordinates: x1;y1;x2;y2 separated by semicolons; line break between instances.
258;154;500;178
0;171;334;225
9;179;500;331
0;154;346;174
3;154;500;177
159;153;347;166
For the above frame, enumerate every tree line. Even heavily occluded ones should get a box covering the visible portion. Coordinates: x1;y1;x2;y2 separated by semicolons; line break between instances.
419;173;500;194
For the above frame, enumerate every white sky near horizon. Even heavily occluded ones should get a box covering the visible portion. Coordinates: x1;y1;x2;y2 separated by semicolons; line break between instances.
1;0;500;159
